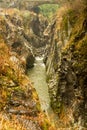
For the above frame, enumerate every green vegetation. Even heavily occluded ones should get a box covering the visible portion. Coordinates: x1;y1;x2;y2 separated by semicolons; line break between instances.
39;4;59;20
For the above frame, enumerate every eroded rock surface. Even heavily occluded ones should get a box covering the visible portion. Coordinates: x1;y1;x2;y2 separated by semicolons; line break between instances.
0;8;53;130
45;4;87;129
0;8;48;69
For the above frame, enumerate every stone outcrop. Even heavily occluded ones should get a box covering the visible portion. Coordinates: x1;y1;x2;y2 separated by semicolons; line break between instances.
0;8;54;130
0;38;53;130
23;12;48;48
0;8;35;70
0;8;48;67
45;4;87;129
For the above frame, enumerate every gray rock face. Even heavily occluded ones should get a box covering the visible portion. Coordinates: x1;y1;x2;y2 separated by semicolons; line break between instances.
25;13;48;48
0;9;35;69
45;7;87;128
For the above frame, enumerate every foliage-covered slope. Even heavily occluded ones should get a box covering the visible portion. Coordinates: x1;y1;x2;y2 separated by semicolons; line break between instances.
39;4;59;20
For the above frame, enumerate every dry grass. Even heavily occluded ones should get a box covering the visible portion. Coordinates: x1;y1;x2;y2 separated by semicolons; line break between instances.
0;114;25;130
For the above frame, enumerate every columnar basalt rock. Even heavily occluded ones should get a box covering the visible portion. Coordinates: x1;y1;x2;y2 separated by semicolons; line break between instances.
45;4;87;128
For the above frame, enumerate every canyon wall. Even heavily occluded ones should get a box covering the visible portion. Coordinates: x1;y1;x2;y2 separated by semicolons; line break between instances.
0;8;54;130
0;8;48;69
45;4;87;128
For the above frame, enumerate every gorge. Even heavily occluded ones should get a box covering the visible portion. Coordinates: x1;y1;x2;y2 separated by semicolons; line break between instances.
0;0;87;130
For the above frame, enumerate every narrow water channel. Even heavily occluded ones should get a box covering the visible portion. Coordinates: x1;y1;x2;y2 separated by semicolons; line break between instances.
28;56;50;111
28;56;58;128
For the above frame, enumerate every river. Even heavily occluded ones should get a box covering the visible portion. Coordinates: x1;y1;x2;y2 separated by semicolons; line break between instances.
28;56;58;128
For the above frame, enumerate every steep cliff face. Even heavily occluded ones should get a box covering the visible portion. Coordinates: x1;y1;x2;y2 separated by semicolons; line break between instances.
0;8;48;68
0;37;54;130
45;4;87;128
22;11;48;48
0;8;35;69
0;8;55;130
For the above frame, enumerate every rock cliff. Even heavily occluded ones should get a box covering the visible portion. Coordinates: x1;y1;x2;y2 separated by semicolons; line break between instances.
0;8;54;130
0;8;35;69
45;3;87;129
0;37;54;130
0;8;48;68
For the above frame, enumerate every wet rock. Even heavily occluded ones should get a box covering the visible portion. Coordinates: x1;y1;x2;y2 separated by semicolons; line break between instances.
26;54;35;69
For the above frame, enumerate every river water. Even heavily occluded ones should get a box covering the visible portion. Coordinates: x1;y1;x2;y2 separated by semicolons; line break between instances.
28;56;58;128
28;56;50;111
